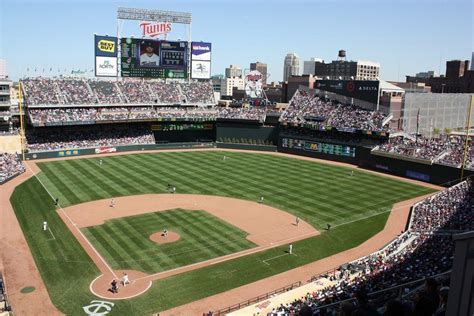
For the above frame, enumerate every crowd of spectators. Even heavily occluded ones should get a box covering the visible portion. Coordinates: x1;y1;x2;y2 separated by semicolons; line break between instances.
181;82;215;104
116;80;155;104
22;78;61;105
0;273;12;314
438;136;474;168
0;152;25;184
376;134;474;168
377;135;447;160
217;106;267;121
264;177;473;316
280;90;389;132
21;78;216;106
28;105;272;124
410;179;473;232
26;127;155;152
55;79;97;105
88;81;124;104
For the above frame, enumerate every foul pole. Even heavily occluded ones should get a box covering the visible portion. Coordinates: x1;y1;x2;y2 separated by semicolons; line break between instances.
18;81;26;161
460;95;473;180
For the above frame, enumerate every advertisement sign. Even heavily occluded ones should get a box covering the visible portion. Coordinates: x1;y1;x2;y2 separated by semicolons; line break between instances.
94;35;118;77
406;170;430;182
58;150;80;157
315;80;379;104
95;57;118;77
191;42;211;79
95;147;117;154
191;61;211;79
191;42;211;61
95;35;118;57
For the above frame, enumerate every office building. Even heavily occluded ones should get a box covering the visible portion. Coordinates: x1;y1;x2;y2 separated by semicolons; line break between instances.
283;53;300;81
225;65;242;78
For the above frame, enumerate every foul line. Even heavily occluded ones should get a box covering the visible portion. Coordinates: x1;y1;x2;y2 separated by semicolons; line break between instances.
262;253;289;265
25;162;118;279
46;227;56;241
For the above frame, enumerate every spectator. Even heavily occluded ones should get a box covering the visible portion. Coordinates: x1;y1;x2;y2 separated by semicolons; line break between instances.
0;152;25;183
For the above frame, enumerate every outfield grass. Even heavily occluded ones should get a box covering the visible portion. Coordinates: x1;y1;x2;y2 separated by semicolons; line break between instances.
37;151;432;229
82;209;256;274
10;151;437;315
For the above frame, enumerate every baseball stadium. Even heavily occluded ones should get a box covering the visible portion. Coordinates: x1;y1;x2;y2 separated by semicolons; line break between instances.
1;4;474;316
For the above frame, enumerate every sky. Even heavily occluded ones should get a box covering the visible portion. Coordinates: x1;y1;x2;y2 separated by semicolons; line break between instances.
0;0;473;82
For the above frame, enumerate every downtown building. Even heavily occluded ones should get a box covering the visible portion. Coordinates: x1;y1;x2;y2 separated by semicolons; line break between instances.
314;59;380;80
283;53;300;81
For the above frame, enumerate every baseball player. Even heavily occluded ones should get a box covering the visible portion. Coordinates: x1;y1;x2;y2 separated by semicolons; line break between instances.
259;196;264;203
223;155;226;161
140;42;159;67
295;216;300;226
43;221;48;231
172;186;176;194
110;198;116;208
99;159;103;166
350;170;354;177
289;243;293;255
110;279;118;293
122;273;130;287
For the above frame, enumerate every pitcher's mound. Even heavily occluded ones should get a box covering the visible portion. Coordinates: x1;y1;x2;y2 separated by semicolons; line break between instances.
149;231;180;244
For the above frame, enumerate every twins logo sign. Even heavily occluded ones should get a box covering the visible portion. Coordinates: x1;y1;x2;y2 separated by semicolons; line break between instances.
83;300;114;316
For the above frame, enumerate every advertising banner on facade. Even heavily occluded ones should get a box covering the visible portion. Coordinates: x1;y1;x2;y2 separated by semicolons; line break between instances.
191;60;211;79
315;80;379;104
94;35;118;77
191;42;211;61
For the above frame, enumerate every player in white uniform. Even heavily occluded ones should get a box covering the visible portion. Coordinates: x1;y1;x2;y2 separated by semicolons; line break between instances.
43;221;48;231
289;243;293;254
122;273;130;287
140;43;159;67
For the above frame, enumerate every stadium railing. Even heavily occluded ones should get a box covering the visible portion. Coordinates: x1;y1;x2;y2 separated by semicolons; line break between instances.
211;281;301;316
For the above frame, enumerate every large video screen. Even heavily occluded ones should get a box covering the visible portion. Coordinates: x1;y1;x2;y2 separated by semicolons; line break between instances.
121;38;188;78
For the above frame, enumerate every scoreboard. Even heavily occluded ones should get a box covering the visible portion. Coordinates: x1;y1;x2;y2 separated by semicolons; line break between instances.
120;38;188;78
152;123;214;131
282;138;356;157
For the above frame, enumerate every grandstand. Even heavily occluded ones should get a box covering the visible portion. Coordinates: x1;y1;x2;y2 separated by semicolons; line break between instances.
1;78;472;316
236;178;472;315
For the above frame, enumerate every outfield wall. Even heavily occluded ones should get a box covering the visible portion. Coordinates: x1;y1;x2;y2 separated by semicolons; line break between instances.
216;123;279;145
23;142;215;160
277;135;473;186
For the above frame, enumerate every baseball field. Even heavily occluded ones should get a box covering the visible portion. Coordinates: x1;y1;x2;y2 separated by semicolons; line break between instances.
8;150;436;315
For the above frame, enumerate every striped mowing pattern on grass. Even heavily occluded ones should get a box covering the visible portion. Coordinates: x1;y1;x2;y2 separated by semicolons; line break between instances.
82;209;256;274
37;151;433;230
